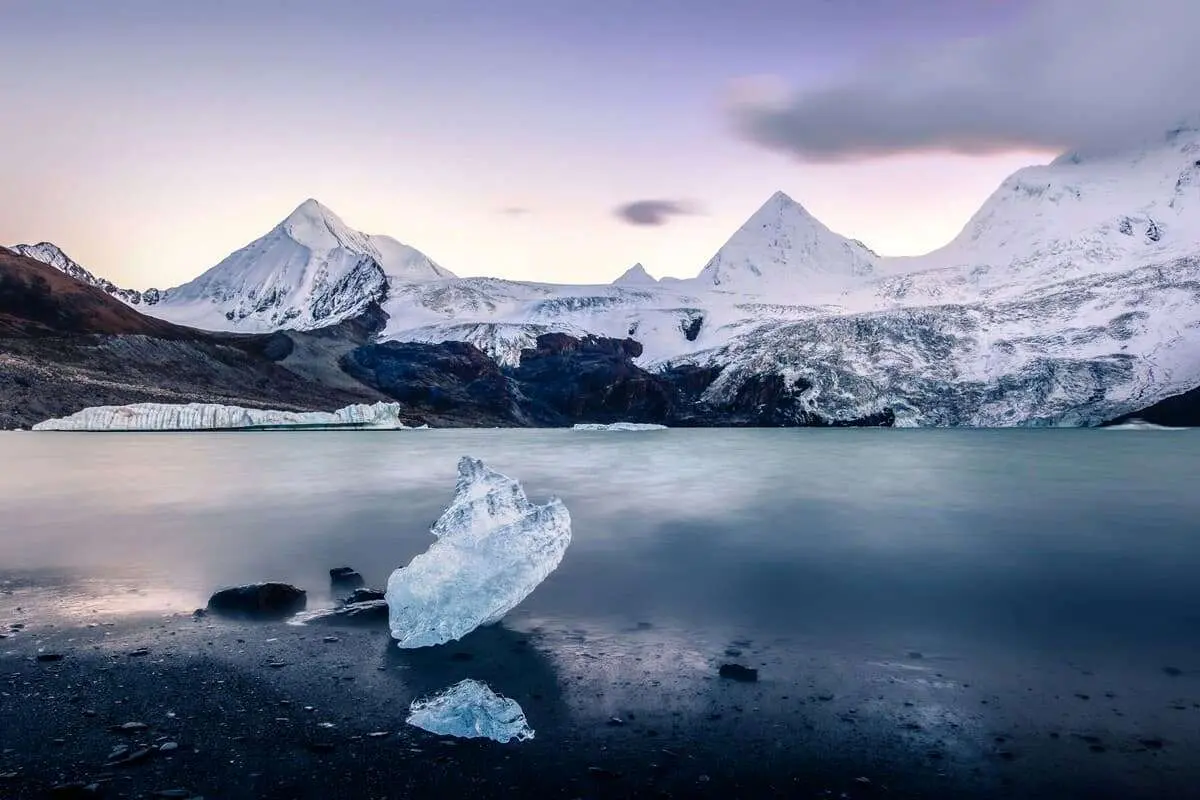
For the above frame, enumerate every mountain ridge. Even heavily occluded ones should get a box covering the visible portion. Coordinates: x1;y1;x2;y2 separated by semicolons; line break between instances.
11;120;1200;427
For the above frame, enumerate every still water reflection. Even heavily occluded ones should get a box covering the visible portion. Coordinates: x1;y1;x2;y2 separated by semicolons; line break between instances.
1;429;1199;658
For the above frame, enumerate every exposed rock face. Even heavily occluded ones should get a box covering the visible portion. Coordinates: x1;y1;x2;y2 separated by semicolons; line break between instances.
1104;385;1200;427
341;332;897;428
511;334;675;425
207;583;307;619
339;340;519;426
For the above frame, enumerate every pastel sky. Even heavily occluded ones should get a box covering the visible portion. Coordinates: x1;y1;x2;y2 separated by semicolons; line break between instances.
4;0;1184;289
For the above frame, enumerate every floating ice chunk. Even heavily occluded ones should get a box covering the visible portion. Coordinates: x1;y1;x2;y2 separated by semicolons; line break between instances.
32;401;413;431
572;422;668;431
386;457;571;648
1105;419;1187;430
406;679;534;743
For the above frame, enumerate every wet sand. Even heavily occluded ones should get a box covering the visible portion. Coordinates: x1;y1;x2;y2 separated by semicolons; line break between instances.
2;579;1198;799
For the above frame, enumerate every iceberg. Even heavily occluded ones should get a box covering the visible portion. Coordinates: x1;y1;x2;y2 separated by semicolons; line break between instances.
405;679;534;743
571;422;668;431
386;457;571;648
32;401;413;431
1105;419;1188;430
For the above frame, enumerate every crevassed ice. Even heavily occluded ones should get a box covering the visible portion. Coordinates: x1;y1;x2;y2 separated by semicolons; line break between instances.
31;401;412;431
572;422;668;431
406;679;534;743
386;457;571;648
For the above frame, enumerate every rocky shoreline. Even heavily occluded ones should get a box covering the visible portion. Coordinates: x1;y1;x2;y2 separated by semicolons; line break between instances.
3;574;1199;800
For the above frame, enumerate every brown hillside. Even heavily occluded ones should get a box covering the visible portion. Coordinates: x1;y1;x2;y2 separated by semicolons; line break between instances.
0;248;183;337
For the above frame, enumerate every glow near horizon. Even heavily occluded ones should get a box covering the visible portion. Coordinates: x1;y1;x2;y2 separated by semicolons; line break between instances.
0;0;1052;290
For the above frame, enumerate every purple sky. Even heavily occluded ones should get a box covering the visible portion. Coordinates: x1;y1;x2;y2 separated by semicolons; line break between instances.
4;0;1185;288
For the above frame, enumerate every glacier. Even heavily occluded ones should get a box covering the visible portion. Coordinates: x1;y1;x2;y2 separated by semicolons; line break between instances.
572;422;669;431
405;679;534;743
386;457;571;648
32;401;413;431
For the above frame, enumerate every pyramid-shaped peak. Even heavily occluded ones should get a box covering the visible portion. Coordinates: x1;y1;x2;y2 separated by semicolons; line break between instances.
276;198;368;250
613;262;657;286
757;189;815;217
283;198;345;226
695;190;877;295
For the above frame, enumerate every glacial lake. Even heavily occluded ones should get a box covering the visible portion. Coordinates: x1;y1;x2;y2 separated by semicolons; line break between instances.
3;429;1200;652
3;429;1200;797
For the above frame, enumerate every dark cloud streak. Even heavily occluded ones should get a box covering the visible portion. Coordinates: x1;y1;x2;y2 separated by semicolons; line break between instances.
614;199;699;226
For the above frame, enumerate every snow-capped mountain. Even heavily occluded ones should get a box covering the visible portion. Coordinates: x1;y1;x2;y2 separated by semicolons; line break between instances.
859;123;1200;308
10;242;160;306
696;190;879;299
147;199;455;331
612;263;658;286
22;120;1200;426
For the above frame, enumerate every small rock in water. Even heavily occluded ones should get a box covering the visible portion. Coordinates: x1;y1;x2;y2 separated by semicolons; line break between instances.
366;731;390;738
152;790;194;799
330;567;366;594
1162;666;1183;677
322;636;340;644
719;664;759;682
299;599;389;626
129;648;151;657
159;741;180;752
207;583;307;619
344;587;386;604
36;653;64;662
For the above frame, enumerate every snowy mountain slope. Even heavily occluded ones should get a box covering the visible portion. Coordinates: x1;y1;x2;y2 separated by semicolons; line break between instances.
668;256;1200;427
612;263;658;286
858;123;1200;309
10;242;160;306
377;278;730;366
145;199;454;331
696;190;879;299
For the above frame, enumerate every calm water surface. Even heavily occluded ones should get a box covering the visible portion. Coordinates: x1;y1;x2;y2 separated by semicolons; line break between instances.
2;428;1199;661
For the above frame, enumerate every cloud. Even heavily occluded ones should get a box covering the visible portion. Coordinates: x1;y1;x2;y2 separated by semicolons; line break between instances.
727;0;1200;162
614;199;699;226
499;206;530;216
